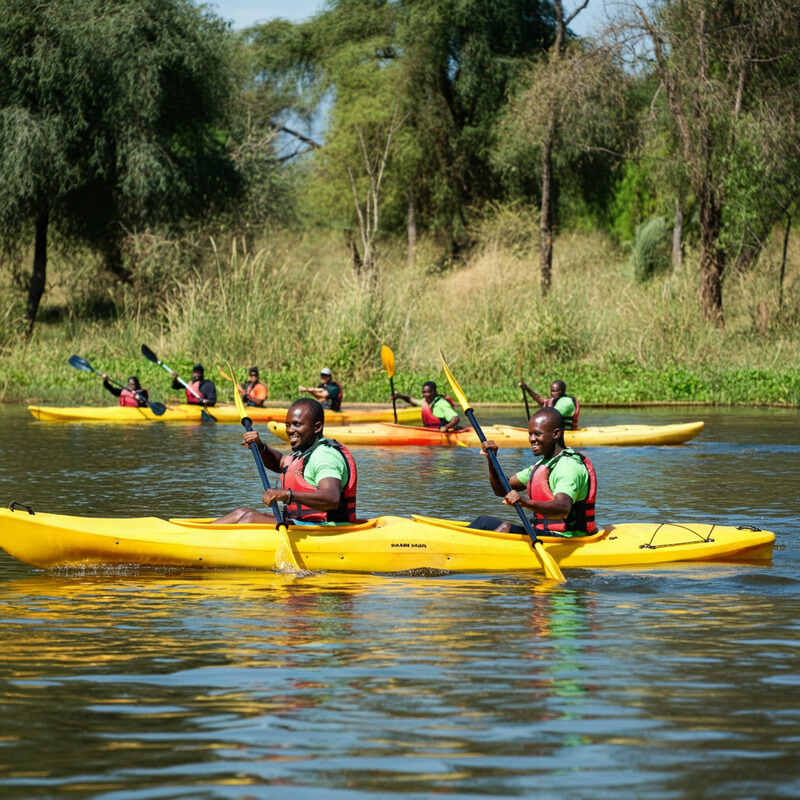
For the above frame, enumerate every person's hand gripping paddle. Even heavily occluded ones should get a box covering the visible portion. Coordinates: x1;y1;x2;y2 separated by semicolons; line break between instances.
439;351;565;583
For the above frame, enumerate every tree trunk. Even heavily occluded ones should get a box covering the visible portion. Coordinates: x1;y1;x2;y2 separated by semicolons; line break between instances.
407;195;417;267
26;208;49;336
697;191;725;325
539;113;555;296
672;198;683;271
779;211;790;311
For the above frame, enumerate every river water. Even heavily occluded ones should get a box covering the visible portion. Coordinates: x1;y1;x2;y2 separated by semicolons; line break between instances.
0;404;798;798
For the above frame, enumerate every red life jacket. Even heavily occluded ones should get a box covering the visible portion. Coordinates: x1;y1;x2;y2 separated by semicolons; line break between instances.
119;387;147;407
280;438;357;522
527;449;597;535
421;395;457;427
543;395;580;429
185;379;204;405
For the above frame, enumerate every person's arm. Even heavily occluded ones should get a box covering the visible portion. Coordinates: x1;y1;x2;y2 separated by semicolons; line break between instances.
171;375;181;391
518;381;546;405
263;477;342;511
505;488;573;519
102;376;122;397
242;430;283;472
391;392;418;406
481;440;525;497
299;385;329;402
432;398;460;431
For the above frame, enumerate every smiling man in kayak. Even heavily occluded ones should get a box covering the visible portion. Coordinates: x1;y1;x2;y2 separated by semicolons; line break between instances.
471;406;596;536
392;381;462;432
212;398;358;525
519;379;579;429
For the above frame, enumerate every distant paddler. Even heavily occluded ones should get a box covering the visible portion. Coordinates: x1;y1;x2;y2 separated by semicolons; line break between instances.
239;366;269;407
172;363;217;407
300;367;342;411
470;407;597;536
212;398;358;525
519;379;580;428
392;381;462;432
102;374;149;408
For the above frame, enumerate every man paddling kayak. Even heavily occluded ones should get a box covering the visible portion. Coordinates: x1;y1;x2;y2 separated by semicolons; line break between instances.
470;406;597;536
392;381;461;432
519;379;579;429
299;367;342;411
172;363;217;406
213;398;358;525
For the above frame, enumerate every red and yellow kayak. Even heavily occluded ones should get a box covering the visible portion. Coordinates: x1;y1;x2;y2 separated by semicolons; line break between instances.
0;506;773;574
267;420;705;447
27;404;421;425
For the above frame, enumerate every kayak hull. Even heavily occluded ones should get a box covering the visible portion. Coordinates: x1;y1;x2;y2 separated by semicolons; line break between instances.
28;404;420;425
267;421;705;447
0;507;773;574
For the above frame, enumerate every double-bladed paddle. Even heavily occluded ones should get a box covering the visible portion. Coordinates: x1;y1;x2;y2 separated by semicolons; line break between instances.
140;344;216;422
380;345;399;424
439;351;566;583
218;364;303;573
68;354;167;416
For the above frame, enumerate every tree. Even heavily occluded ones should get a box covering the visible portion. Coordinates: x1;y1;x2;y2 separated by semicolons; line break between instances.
0;0;241;333
629;0;800;324
249;0;558;254
495;17;630;292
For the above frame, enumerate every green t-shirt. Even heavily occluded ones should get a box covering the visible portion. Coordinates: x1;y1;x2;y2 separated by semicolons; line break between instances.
554;395;575;422
430;396;458;423
299;439;348;486
515;448;589;504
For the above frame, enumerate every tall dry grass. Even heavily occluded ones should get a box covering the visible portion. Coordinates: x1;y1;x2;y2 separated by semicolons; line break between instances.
1;216;798;405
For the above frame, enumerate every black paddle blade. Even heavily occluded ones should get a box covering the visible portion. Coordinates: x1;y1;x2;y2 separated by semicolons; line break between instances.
149;402;167;416
141;344;158;363
68;355;94;373
200;408;216;423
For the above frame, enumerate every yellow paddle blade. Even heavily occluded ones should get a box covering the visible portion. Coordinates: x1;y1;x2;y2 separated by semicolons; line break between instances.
380;345;395;378
226;361;247;419
439;350;471;412
534;541;566;583
217;364;234;383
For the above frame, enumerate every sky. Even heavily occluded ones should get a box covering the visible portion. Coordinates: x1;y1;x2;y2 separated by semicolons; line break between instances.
210;0;610;36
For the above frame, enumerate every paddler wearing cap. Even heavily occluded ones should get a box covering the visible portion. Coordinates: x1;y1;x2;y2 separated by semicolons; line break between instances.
299;367;342;411
173;363;217;406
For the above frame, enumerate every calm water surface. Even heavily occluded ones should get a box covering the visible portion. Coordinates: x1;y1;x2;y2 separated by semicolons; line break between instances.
0;404;798;798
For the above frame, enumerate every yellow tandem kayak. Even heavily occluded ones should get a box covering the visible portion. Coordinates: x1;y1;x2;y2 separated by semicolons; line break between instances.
27;404;421;425
0;506;772;574
266;420;705;447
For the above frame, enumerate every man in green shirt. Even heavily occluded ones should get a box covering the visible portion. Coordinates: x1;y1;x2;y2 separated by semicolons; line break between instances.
519;379;578;428
212;398;357;524
470;406;596;537
392;381;461;431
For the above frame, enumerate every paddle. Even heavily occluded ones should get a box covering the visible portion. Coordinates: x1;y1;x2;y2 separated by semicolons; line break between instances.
380;345;399;424
140;344;216;422
517;355;531;422
218;363;303;572
68;355;167;416
439;351;566;583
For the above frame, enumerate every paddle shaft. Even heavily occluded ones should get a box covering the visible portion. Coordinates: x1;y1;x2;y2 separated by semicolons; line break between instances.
240;417;288;529
389;376;398;423
464;408;541;544
140;345;214;420
521;386;531;421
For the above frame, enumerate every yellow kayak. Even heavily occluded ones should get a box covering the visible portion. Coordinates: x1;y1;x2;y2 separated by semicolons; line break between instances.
27;404;421;425
0;506;773;573
267;420;705;447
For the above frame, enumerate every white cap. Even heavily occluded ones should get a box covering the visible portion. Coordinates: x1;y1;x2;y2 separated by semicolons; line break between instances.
320;367;332;376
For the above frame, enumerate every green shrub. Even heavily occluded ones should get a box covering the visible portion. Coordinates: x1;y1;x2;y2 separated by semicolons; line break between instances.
631;216;671;282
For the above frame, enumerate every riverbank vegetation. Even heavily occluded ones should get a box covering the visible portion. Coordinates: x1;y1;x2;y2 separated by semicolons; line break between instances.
1;0;799;406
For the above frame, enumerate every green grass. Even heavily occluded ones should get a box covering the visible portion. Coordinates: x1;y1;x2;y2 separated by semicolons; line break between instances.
2;219;799;407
